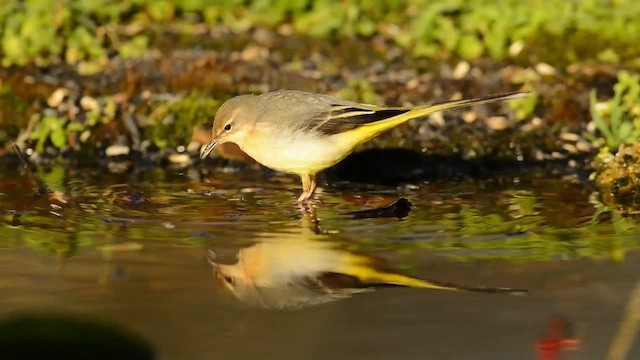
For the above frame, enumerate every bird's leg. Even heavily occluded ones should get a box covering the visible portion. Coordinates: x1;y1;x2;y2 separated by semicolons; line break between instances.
297;174;317;203
308;175;317;198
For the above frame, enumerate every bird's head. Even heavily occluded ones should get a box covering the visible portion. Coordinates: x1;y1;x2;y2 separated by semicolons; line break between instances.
200;95;257;159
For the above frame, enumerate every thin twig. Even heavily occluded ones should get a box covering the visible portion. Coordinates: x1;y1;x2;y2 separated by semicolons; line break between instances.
12;143;48;196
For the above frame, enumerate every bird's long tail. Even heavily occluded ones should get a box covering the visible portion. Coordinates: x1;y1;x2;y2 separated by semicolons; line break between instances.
343;91;529;146
343;264;528;296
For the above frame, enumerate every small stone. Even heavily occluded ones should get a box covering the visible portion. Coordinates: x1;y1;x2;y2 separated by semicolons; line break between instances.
80;96;99;111
535;62;557;76
485;116;509;130
452;61;470;79
240;187;262;193
562;144;578;153
79;130;91;143
47;88;68;107
534;150;544;161
586;121;597;133
531;117;543;128
406;78;419;90
462;111;476;123
105;144;130;157
277;23;294;36
551;151;564;159
509;40;525;57
560;132;580;142
240;44;267;62
428;112;445;127
576;141;592;152
168;153;191;164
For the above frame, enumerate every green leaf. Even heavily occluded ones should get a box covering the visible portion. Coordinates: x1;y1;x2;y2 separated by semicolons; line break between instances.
50;129;66;148
66;122;85;132
457;34;484;59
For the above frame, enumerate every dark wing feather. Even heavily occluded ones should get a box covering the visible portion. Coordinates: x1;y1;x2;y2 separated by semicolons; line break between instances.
314;106;410;135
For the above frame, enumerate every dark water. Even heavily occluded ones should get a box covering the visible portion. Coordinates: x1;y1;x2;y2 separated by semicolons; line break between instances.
1;163;639;359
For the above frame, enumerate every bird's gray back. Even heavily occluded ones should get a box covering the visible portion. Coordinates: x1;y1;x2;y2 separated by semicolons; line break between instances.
256;90;357;132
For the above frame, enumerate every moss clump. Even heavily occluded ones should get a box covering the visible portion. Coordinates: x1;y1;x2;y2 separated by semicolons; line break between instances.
594;142;640;213
150;92;221;150
0;86;27;147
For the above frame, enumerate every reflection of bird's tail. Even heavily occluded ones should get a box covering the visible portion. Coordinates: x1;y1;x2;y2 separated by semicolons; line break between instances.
343;263;528;296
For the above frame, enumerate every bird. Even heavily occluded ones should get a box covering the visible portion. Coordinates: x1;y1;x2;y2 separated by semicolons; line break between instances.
207;232;528;310
200;89;529;202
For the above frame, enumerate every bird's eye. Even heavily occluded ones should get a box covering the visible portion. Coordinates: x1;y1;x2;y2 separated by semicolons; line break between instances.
224;276;234;284
224;124;232;131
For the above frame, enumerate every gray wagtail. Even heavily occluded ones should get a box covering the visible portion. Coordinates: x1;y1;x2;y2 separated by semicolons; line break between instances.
200;90;529;202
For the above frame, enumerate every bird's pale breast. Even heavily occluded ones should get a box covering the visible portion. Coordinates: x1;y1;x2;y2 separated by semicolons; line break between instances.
239;127;352;176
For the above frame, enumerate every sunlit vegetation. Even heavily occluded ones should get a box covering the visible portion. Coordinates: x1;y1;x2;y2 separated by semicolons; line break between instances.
589;71;640;151
1;0;639;70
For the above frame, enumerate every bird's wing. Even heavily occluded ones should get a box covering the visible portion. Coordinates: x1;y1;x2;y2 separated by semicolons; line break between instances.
247;274;369;310
258;90;411;135
309;104;411;135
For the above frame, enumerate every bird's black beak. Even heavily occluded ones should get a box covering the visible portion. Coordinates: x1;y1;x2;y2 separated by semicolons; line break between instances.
200;138;219;159
206;249;219;269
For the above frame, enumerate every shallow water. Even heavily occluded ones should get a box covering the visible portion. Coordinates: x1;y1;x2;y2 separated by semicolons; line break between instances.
1;163;639;359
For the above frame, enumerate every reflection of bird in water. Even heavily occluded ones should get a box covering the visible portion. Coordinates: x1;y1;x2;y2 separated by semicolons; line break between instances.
208;233;528;309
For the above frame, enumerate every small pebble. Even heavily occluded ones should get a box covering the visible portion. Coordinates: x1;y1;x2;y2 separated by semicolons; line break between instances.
80;95;99;111
576;141;592;152
240;187;262;193
79;130;91;143
47;88;68;107
560;132;580;142
462;111;476;123
509;40;525;57
535;62;557;76
428;112;445;127
406;78;420;90
105;144;130;157
168;153;191;164
562;144;578;154
240;44;268;62
485;116;509;130
452;61;470;79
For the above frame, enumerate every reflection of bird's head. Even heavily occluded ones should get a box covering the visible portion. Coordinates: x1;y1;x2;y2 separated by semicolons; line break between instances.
207;239;361;309
208;250;252;303
212;263;263;306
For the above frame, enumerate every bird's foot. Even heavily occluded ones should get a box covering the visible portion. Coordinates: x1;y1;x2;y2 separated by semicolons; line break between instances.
296;191;310;203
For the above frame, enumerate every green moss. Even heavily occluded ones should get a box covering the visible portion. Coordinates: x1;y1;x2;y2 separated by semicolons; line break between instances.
0;86;28;147
150;92;221;149
594;142;640;213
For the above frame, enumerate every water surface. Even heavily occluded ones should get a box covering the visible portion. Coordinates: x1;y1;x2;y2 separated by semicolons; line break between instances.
1;164;639;359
